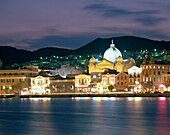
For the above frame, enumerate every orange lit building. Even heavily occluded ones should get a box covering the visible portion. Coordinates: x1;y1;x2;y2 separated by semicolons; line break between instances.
140;59;170;91
115;72;129;91
0;66;39;93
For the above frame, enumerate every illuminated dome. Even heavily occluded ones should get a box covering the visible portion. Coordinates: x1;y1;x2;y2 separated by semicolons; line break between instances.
103;40;122;63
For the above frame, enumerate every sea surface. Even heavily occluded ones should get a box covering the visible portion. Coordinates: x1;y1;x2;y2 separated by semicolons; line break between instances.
0;97;169;135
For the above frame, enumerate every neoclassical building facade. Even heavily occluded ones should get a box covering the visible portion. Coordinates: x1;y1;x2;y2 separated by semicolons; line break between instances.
88;40;135;74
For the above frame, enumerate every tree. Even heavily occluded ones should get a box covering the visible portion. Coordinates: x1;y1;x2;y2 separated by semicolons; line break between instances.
0;59;3;69
12;80;30;92
108;85;115;92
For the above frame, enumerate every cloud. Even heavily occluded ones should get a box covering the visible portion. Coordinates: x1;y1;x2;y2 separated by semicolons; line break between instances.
84;3;167;26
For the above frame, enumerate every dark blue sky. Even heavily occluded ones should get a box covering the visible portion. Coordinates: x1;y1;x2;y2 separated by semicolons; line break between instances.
0;0;169;50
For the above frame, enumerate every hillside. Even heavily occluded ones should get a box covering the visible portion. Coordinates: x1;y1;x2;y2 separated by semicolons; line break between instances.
0;46;71;66
75;36;170;54
0;36;169;66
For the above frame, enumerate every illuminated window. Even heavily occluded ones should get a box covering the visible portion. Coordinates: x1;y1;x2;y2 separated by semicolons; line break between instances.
153;66;155;69
149;77;151;81
143;77;145;82
162;66;164;69
146;77;148;82
110;78;114;85
149;66;151;69
158;66;160;69
103;78;107;84
146;66;148;69
158;77;160;82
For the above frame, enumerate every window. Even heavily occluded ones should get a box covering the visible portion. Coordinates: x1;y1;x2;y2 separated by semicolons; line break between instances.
146;77;148;82
158;77;160;82
98;73;101;77
118;82;119;85
121;82;123;85
103;78;107;84
125;82;127;85
9;73;12;75
121;76;123;80
158;71;160;75
158;66;160;69
153;77;155;82
149;66;151;69
143;77;145;82
46;80;48;84
153;66;155;69
149;71;151;75
117;77;119;80
146;71;148;75
19;79;21;82
134;73;136;77
134;79;136;83
154;71;155;75
146;66;148;69
125;76;126;80
12;79;14;83
110;78;114;85
149;77;151;82
130;79;132;83
143;71;144;75
22;73;24;75
15;73;17;75
164;77;166;82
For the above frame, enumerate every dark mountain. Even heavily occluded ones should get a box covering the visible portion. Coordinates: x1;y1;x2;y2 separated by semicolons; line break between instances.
0;46;32;66
75;36;170;54
0;36;169;66
0;46;71;66
33;47;72;58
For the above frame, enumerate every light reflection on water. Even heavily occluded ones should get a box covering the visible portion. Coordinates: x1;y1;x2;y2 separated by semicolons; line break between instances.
0;97;169;135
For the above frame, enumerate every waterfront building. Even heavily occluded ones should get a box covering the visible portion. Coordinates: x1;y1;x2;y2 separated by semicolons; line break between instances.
101;69;118;92
30;75;50;94
75;74;91;92
0;66;39;93
128;66;142;92
140;58;170;91
50;78;75;93
115;72;129;91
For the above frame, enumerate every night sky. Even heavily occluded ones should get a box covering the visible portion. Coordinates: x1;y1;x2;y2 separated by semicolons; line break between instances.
0;0;169;50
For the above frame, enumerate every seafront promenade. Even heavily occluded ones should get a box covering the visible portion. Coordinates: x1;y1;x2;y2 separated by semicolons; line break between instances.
0;92;170;98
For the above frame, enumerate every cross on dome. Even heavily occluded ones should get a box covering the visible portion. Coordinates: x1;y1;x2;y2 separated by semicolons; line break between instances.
110;39;115;48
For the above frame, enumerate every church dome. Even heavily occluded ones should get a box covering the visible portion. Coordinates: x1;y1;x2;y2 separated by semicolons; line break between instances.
103;40;122;63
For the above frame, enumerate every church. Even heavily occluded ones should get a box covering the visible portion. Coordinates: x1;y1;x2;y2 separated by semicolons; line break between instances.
88;40;135;73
